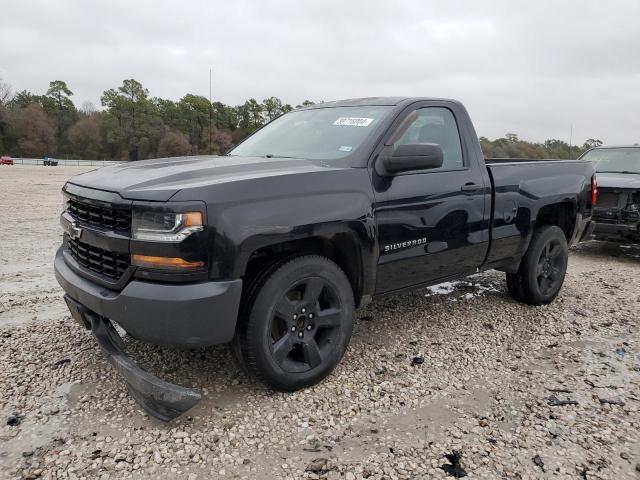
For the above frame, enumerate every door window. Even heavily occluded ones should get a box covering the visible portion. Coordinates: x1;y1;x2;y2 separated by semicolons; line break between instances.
394;107;464;170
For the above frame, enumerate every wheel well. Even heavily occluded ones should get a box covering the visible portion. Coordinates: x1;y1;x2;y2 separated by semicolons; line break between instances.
243;235;363;304
535;203;576;241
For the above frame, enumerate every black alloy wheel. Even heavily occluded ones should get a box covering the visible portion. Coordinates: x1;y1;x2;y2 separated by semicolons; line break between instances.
506;225;568;306
535;238;565;297
269;277;343;373
235;255;354;391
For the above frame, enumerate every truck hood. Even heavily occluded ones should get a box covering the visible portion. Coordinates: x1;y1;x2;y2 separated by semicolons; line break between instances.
596;172;640;190
68;155;342;201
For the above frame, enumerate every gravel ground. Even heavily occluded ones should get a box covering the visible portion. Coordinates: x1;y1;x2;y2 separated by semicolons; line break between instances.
1;165;639;480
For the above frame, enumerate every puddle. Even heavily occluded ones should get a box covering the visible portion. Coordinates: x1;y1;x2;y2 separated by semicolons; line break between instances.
0;382;74;475
424;273;501;301
527;335;637;408
573;241;640;262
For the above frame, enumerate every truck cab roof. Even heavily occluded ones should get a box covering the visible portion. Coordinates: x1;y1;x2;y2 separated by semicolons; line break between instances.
303;97;463;109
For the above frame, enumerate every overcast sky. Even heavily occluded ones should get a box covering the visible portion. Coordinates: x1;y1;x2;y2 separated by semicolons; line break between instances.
1;0;639;144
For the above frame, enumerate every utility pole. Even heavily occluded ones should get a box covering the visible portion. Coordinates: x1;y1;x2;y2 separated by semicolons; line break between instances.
209;68;213;155
569;123;573;159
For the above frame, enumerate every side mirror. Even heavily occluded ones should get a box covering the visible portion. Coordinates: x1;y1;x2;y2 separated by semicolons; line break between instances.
376;143;444;176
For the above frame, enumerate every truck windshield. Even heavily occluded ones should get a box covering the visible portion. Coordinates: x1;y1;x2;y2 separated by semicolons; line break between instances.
228;106;391;161
581;147;640;174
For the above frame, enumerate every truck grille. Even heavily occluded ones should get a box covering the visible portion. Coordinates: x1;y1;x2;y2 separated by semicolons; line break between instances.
68;197;132;233
68;238;130;281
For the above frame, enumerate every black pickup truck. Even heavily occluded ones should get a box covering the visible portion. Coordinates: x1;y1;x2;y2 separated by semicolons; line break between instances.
54;97;596;420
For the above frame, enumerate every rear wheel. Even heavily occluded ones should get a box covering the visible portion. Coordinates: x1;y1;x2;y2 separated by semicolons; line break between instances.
236;255;354;391
507;225;568;306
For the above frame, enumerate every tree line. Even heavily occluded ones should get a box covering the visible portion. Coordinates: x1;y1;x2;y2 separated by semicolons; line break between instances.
480;134;602;160
0;78;314;161
0;78;601;161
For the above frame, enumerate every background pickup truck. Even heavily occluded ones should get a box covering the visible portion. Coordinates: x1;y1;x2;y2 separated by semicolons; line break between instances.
54;97;596;420
579;145;639;243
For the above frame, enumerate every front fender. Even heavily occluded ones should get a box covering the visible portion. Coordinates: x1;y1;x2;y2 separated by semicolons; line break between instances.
202;168;378;298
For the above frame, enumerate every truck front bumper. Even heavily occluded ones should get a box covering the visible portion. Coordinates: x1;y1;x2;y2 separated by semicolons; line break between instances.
54;247;243;347
64;297;202;421
54;247;243;420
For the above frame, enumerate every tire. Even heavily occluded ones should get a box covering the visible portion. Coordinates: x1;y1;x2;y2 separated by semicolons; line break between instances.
509;225;568;306
505;272;525;302
235;255;354;391
231;254;296;374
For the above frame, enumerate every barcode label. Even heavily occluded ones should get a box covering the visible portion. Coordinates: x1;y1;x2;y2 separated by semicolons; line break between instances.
333;117;374;127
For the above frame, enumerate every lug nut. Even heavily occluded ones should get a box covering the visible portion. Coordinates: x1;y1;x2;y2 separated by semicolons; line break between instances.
298;332;303;338
291;326;296;332
308;313;314;319
306;325;312;331
301;307;306;313
293;314;297;319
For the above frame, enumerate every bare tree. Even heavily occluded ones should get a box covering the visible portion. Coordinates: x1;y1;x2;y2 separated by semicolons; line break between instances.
81;101;97;114
0;78;13;106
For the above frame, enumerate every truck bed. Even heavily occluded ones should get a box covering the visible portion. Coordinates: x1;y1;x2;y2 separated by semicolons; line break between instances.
483;158;594;270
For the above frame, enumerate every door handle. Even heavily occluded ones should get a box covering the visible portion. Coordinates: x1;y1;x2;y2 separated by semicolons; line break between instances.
461;183;481;192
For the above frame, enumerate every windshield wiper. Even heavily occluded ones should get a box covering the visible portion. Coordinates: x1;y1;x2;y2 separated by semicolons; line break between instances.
264;154;298;159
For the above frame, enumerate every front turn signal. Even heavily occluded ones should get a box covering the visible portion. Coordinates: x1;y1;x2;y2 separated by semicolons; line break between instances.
132;254;205;271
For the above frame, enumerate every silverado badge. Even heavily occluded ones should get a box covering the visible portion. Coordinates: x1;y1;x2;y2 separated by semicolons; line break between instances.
383;237;427;252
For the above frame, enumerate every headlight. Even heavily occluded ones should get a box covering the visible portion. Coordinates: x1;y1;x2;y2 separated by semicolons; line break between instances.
132;210;204;242
61;193;69;214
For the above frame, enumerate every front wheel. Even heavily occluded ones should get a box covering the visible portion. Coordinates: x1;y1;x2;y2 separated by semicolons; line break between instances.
236;255;354;392
507;225;569;306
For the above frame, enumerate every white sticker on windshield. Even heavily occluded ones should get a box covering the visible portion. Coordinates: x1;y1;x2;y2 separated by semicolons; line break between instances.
333;117;374;127
338;145;353;152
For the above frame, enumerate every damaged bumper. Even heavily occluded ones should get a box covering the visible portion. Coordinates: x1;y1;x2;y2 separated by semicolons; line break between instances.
64;295;202;421
592;187;640;243
54;247;243;348
593;220;640;243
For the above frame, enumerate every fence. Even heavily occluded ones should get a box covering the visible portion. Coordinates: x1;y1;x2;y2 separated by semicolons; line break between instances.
10;158;122;167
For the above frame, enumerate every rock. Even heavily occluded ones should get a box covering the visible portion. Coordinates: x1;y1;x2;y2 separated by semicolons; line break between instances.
532;455;544;471
44;406;60;416
440;451;467;477
6;414;23;427
305;458;328;473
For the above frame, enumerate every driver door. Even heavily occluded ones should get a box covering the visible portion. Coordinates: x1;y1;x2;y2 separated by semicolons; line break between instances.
372;103;490;293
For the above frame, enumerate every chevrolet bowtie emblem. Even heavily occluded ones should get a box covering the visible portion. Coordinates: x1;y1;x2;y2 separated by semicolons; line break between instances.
68;222;83;240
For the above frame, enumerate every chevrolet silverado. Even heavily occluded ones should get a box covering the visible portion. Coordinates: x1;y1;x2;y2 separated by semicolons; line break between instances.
54;97;596;420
